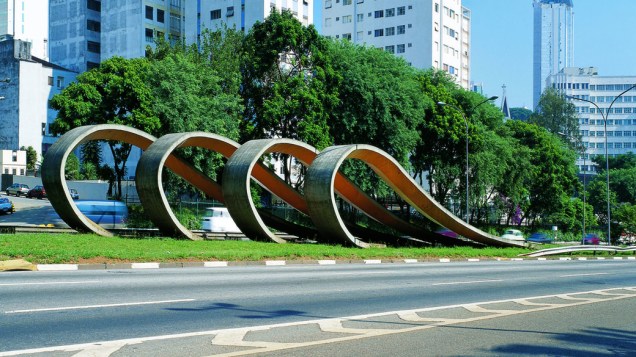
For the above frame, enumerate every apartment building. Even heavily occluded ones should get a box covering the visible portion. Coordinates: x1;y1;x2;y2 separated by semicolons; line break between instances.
0;36;77;160
548;67;636;174
321;0;471;89
533;0;574;110
185;0;313;45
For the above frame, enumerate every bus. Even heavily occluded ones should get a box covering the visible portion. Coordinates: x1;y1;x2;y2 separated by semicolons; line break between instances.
75;200;128;229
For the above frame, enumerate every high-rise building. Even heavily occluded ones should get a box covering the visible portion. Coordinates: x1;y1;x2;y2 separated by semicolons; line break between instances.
185;0;313;45
533;0;574;110
0;0;49;59
320;0;471;89
50;0;185;73
548;67;636;174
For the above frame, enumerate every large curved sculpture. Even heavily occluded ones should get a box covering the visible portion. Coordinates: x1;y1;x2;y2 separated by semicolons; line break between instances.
42;124;525;248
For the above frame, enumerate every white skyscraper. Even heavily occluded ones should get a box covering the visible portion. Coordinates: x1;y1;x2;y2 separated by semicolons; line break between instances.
533;0;574;110
0;0;48;59
185;0;313;46
320;0;471;89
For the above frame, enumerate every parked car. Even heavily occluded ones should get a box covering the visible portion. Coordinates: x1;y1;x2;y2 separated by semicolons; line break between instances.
0;197;14;214
527;232;553;244
26;185;47;199
5;183;30;197
502;229;524;241
583;233;600;245
69;188;79;200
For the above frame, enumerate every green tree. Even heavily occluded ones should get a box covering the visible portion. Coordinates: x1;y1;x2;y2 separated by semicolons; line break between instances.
240;10;338;187
50;57;159;199
325;40;427;202
530;88;581;150
411;69;463;205
510;107;533;121
146;31;243;198
65;153;80;180
614;203;636;238
503;120;580;227
20;146;38;171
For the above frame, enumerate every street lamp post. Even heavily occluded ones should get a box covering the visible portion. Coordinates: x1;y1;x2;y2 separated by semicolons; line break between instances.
566;83;636;245
438;96;498;223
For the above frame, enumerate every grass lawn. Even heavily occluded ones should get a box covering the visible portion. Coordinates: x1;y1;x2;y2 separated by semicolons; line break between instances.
0;233;539;264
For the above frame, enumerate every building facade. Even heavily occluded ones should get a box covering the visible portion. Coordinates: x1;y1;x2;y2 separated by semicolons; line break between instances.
185;0;313;45
533;0;573;110
0;36;77;161
320;0;471;89
50;0;185;73
0;0;49;60
548;67;636;174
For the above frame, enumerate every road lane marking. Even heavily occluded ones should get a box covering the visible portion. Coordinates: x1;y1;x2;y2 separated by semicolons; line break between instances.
0;280;100;287
4;298;195;314
2;287;635;357
559;272;609;278
432;279;503;286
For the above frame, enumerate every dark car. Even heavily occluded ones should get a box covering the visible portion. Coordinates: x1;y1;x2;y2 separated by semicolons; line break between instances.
26;185;47;199
527;232;553;244
0;197;14;214
583;233;600;245
5;183;30;197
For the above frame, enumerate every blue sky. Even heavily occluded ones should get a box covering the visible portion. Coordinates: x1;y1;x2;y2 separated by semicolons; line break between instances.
315;0;636;110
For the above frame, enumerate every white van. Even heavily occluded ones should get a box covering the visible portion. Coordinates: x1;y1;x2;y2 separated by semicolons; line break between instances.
200;207;241;232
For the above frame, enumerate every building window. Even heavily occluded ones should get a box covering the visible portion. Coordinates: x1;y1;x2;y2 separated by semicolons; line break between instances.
325;0;332;8
211;9;222;20
145;6;153;20
48;76;53;86
397;25;405;34
87;0;101;12
397;44;405;53
434;3;439;12
356;31;363;41
357;13;363;22
227;6;234;17
385;8;395;17
56;76;64;88
343;0;352;5
375;10;384;18
87;41;100;53
325;17;332;27
157;9;165;23
342;33;352;40
145;28;154;42
385;45;395;54
374;29;384;37
342;15;352;23
87;20;101;32
385;27;395;36
397;6;405;15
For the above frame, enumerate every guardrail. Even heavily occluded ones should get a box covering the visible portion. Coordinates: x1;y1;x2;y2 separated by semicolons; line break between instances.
522;245;636;257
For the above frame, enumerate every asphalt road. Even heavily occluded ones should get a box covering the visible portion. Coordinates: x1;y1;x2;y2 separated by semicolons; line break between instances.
0;193;64;227
1;259;636;356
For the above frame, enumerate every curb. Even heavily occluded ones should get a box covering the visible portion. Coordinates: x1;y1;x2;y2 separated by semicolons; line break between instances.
16;255;635;271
